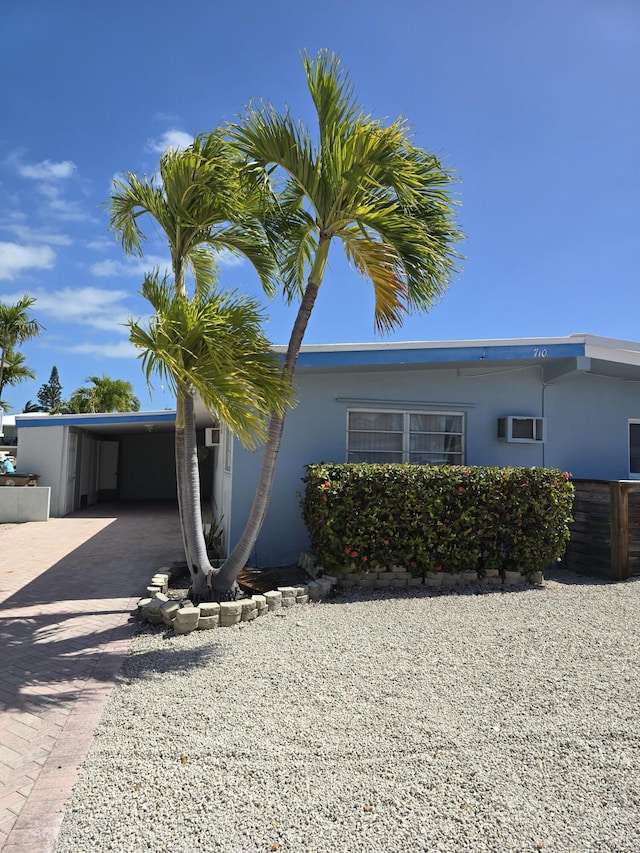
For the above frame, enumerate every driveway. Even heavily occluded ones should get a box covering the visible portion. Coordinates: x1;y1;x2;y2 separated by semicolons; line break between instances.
0;502;183;852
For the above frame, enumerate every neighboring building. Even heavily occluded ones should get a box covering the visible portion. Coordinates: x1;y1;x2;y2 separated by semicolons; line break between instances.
0;414;17;448
14;334;640;566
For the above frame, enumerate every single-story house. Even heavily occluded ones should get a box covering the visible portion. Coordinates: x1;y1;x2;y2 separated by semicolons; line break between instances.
14;333;640;566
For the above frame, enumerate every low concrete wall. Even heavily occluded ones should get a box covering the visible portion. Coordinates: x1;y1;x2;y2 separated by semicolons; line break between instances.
0;487;51;523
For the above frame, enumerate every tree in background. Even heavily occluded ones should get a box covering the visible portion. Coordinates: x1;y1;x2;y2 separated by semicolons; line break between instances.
108;131;287;598
212;50;463;593
67;375;141;413
0;349;36;411
36;365;63;412
0;295;42;410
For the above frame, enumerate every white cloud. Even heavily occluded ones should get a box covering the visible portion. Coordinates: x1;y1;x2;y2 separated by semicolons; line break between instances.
91;255;169;278
148;129;194;154
0;242;56;280
3;286;131;332
59;340;138;358
19;159;77;181
32;184;93;223
216;248;245;268
5;210;27;223
90;250;243;280
153;111;182;124
86;238;113;251
13;157;93;223
47;196;95;223
3;223;72;247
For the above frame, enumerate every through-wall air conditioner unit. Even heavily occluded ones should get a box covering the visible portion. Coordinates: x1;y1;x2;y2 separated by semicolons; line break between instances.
497;416;546;444
204;424;221;447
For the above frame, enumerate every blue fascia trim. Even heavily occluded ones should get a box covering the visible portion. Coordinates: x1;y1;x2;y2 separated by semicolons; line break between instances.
15;411;177;429
294;342;586;369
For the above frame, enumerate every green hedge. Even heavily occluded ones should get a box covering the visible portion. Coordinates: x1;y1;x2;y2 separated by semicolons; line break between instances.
301;464;574;577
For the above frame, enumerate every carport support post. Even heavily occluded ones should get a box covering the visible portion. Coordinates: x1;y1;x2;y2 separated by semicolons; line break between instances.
610;481;629;581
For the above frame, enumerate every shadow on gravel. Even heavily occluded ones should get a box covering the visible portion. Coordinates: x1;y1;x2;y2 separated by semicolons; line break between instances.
122;641;229;681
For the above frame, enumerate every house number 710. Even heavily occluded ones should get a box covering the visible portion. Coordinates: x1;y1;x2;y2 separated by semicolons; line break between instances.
533;348;548;358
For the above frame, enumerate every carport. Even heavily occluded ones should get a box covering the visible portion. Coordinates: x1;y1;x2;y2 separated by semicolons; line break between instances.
14;410;217;518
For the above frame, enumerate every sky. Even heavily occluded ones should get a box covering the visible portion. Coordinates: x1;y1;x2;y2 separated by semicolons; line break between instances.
0;0;638;413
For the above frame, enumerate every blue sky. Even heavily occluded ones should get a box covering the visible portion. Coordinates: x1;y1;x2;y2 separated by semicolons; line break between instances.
0;0;638;412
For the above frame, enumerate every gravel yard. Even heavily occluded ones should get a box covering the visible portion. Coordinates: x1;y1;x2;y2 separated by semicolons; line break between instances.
55;570;640;853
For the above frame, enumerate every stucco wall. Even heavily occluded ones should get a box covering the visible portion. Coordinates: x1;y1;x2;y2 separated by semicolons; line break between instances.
15;425;67;516
230;363;638;567
544;373;640;479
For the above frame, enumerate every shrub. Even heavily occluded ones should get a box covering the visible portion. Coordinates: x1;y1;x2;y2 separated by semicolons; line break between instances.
300;464;574;577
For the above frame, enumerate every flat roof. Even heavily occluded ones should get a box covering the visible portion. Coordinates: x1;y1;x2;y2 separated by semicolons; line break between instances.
272;334;640;370
15;410;177;433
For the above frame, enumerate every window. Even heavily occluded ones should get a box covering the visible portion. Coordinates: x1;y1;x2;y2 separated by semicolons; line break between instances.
629;421;640;479
347;410;465;465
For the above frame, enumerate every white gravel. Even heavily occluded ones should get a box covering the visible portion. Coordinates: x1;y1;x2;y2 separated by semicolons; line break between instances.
55;570;640;853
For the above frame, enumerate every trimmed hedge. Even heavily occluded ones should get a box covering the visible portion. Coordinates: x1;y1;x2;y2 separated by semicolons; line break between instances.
301;464;574;577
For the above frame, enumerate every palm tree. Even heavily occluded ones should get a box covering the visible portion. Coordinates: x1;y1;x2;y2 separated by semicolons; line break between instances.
129;271;287;598
0;295;41;400
0;348;36;402
67;375;141;413
212;50;463;593
22;400;46;413
107;131;286;598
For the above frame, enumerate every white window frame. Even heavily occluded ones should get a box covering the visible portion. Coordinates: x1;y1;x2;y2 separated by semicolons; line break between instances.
346;408;466;465
628;420;640;480
224;428;233;473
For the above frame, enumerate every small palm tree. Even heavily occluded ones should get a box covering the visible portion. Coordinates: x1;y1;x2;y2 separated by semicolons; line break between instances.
129;271;287;598
0;295;42;400
213;50;464;593
108;131;287;598
23;400;46;413
0;348;36;399
67;375;141;413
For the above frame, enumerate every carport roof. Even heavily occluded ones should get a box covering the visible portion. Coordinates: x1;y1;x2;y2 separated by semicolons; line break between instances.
15;410;178;435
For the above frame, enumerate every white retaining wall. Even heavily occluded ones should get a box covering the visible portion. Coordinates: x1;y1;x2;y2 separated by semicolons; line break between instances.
0;487;51;523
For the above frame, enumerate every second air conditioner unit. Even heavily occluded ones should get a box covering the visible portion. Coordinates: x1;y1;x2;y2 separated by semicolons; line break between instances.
497;416;546;444
204;424;221;447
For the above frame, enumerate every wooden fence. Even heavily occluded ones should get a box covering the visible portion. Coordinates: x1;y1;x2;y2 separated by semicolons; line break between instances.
565;480;640;581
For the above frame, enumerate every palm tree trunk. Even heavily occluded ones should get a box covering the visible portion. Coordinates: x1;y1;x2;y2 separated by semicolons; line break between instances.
175;384;214;600
174;387;193;568
0;346;6;399
211;256;325;593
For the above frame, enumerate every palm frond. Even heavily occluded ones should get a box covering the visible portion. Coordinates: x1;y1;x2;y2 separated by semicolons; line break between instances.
303;50;365;142
187;248;218;295
109;135;277;297
267;208;318;301
208;222;277;297
108;174;168;256
341;227;406;333
129;275;290;448
230;106;322;223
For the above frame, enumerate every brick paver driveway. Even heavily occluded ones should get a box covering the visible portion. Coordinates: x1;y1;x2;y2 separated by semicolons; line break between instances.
0;502;183;852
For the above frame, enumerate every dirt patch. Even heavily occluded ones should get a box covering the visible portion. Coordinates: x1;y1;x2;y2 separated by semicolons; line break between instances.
237;564;311;594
